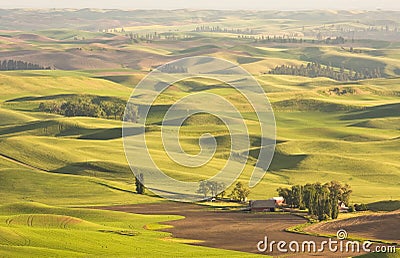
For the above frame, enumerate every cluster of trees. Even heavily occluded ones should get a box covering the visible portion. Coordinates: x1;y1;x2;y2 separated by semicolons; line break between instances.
327;87;355;96
277;181;352;221
197;181;226;199
197;181;250;202
229;182;250;202
100;27;187;42
0;60;51;71
236;34;348;45
308;23;400;42
126;32;161;41
125;31;191;43
323;36;345;44
364;25;400;33
269;62;383;81
101;27;125;33
158;64;188;73
194;26;256;35
254;35;304;43
314;24;400;34
314;34;346;44
38;95;138;121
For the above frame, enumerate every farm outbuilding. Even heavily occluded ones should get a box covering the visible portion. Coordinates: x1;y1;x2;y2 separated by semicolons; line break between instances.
249;197;284;212
338;201;349;212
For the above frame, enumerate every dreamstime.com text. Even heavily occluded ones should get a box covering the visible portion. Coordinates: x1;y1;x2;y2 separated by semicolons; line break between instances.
257;229;397;254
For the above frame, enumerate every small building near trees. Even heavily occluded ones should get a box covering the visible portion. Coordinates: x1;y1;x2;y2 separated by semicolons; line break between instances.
249;197;284;212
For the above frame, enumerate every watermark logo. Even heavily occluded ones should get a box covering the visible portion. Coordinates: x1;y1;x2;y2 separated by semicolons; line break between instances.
257;229;397;254
122;56;276;202
336;229;348;240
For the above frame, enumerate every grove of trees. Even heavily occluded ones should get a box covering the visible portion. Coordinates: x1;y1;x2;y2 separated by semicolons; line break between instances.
158;64;188;73
269;62;383;81
39;95;138;121
229;182;250;202
0;59;51;71
197;181;226;199
277;181;352;221
196;181;250;202
194;25;257;35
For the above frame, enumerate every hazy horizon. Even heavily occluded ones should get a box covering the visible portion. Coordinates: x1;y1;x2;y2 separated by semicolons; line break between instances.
0;0;399;11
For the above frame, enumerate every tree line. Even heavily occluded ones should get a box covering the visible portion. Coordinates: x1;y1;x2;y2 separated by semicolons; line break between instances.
234;34;350;45
158;64;188;73
309;24;400;41
194;26;257;35
253;36;345;45
277;181;352;221
38;95;138;121
268;62;383;81
0;60;51;71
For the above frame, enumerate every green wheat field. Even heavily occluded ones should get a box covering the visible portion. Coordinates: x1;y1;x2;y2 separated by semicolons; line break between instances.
0;9;399;257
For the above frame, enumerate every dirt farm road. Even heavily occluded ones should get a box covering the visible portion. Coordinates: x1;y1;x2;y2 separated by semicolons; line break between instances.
95;202;390;257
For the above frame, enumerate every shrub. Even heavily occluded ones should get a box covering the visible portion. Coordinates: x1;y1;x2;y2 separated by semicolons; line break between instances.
354;203;368;211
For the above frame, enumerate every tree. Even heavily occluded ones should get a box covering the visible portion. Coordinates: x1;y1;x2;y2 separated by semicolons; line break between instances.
291;185;304;208
326;181;341;219
101;101;114;118
302;184;313;211
206;181;225;198
340;184;352;206
197;181;226;199
277;185;303;208
196;181;210;197
217;190;226;199
277;187;292;206
111;102;125;120
135;173;145;194
229;182;250;202
124;103;139;123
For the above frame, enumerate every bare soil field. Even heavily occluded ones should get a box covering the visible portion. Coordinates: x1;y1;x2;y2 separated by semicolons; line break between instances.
95;202;384;257
306;210;400;244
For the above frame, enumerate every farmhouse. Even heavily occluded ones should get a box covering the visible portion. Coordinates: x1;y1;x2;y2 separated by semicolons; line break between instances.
249;197;284;212
338;201;349;212
271;197;284;206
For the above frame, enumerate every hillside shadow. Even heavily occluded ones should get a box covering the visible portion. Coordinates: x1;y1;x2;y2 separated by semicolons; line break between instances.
79;126;145;140
341;103;400;120
249;148;307;171
53;161;132;181
5;94;77;102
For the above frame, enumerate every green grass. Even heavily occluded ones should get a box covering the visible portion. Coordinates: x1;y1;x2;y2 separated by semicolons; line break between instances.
35;29;109;40
296;46;393;76
0;164;156;206
1;20;400;256
177;44;220;54
0;71;399;204
0;203;262;257
0;71;131;102
0;109;35;126
367;201;400;212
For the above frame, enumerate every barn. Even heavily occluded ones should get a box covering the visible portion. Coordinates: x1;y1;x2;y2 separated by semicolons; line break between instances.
249;197;284;212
